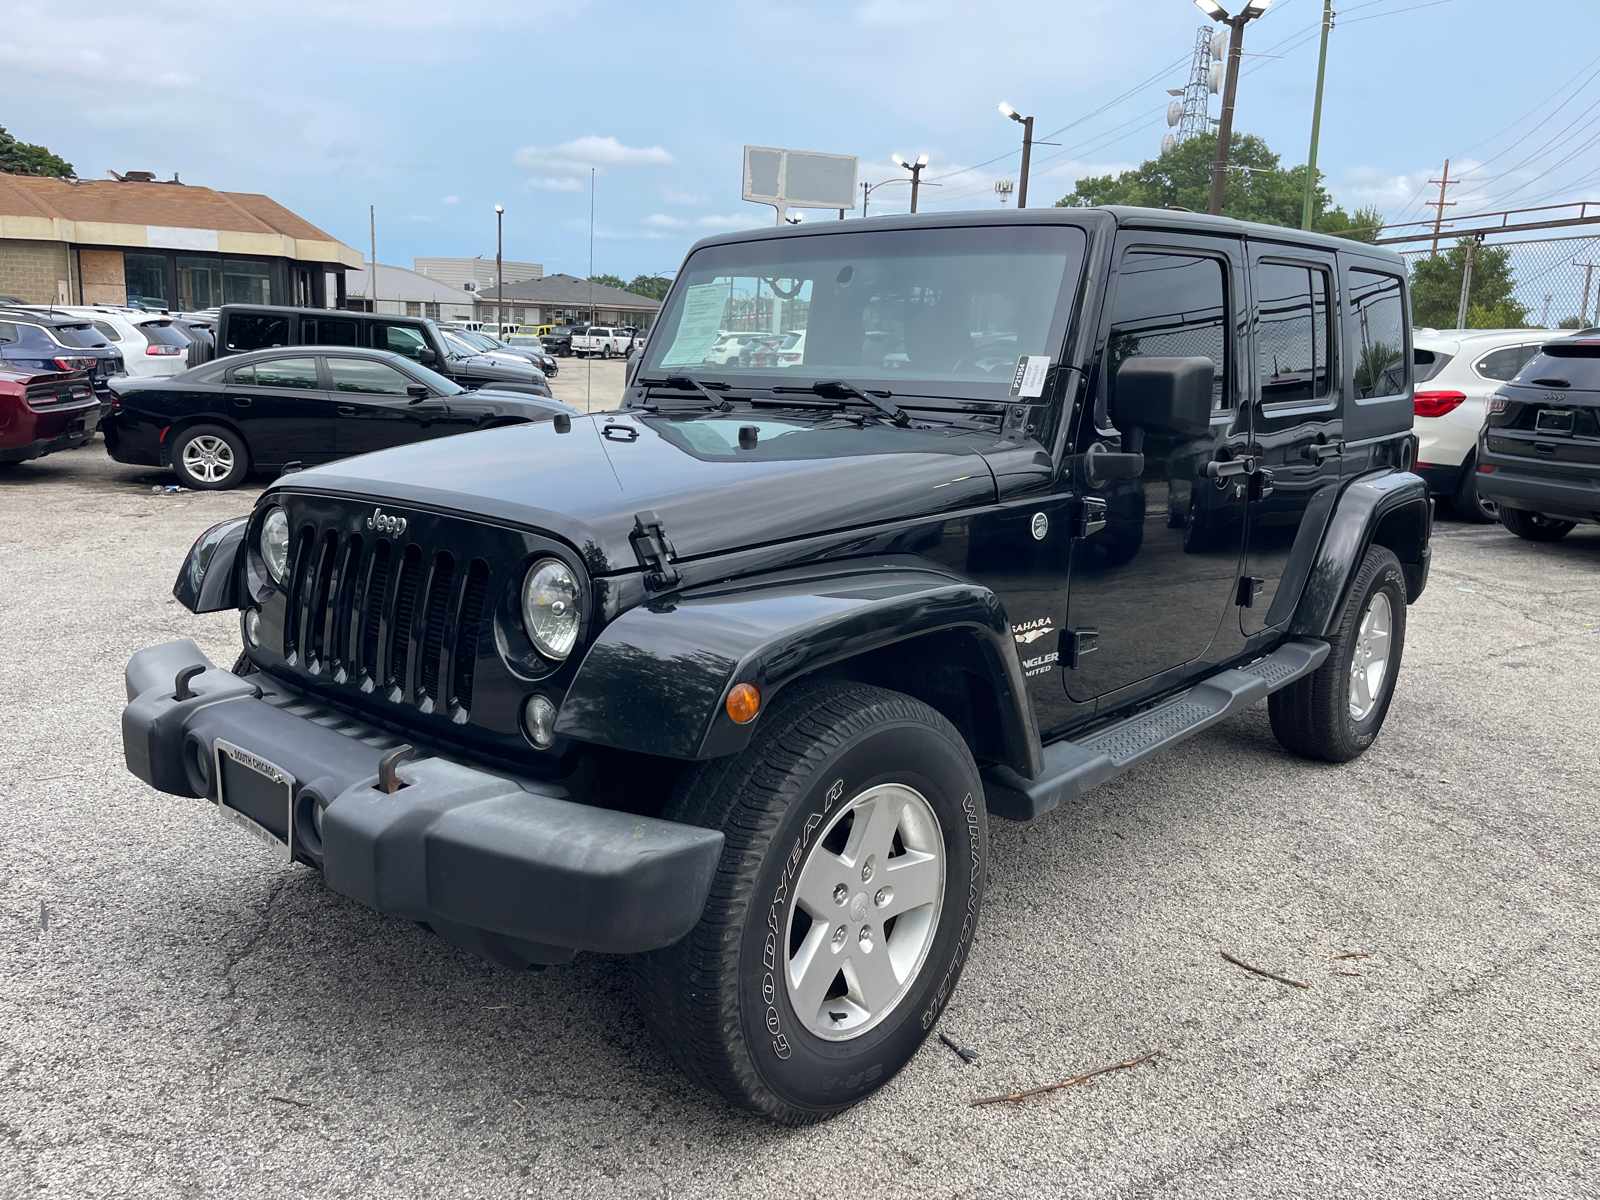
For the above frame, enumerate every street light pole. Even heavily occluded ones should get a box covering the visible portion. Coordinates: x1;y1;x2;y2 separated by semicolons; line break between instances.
494;205;505;334
891;153;931;213
998;104;1034;208
1299;0;1333;230
1197;0;1272;217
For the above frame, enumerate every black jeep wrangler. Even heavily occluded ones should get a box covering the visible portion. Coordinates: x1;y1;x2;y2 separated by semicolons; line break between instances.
121;208;1431;1124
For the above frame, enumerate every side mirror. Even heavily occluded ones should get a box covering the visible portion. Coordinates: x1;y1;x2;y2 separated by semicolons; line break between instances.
1111;356;1214;450
406;384;430;403
418;348;441;367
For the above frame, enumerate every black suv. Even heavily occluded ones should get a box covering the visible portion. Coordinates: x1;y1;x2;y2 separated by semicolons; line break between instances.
120;209;1430;1124
1476;332;1600;541
215;305;551;397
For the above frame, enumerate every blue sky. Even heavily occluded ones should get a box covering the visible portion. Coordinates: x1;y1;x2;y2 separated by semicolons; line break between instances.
6;0;1599;279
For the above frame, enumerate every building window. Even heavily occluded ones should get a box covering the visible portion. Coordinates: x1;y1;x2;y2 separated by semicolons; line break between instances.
223;259;271;305
124;253;168;309
424;302;440;320
513;307;526;323
405;301;422;317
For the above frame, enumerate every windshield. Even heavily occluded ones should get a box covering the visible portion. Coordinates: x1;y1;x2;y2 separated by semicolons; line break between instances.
441;330;479;358
405;359;466;395
641;223;1086;402
506;335;544;348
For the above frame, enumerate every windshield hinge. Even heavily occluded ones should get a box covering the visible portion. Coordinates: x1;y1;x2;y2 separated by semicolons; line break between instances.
631;510;681;591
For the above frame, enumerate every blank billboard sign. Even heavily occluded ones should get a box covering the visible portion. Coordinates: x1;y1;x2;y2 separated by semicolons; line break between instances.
743;146;858;223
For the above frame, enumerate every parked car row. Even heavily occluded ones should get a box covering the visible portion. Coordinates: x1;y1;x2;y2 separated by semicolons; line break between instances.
569;325;642;358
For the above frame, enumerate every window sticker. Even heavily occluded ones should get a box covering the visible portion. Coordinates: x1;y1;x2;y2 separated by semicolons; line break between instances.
660;284;729;368
1010;355;1051;397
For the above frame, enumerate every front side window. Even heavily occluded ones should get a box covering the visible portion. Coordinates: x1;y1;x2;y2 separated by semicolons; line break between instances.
327;358;413;395
1256;262;1332;403
234;357;319;390
1349;269;1408;399
641;223;1087;403
1105;249;1230;415
373;324;428;360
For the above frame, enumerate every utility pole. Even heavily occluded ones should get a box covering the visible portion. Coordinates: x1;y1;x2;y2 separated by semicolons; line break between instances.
1300;0;1333;230
861;180;870;218
1427;158;1459;256
494;205;505;335
998;104;1036;208
891;153;930;213
1208;16;1247;214
1579;260;1598;326
1455;235;1482;329
1542;294;1554;326
369;204;376;312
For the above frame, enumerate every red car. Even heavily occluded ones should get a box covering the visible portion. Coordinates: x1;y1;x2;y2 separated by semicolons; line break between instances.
0;366;100;466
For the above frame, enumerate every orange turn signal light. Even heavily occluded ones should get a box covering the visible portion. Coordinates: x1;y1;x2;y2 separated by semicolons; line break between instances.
726;682;761;724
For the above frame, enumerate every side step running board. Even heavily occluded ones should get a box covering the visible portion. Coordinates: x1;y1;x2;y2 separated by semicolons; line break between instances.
982;639;1330;821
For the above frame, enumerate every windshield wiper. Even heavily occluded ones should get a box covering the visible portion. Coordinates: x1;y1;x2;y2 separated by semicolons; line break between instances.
635;375;733;411
809;380;910;426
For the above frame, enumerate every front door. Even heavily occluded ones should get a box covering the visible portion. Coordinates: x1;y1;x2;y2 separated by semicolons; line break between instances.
1064;235;1250;704
225;355;338;467
1241;246;1345;634
326;356;463;458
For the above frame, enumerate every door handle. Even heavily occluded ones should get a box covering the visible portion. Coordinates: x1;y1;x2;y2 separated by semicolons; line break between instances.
1307;440;1343;461
1204;455;1257;481
338;405;356;415
232;397;251;407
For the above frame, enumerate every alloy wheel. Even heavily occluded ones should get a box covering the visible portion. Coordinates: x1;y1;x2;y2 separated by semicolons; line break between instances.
182;435;235;484
1348;591;1393;721
783;783;945;1041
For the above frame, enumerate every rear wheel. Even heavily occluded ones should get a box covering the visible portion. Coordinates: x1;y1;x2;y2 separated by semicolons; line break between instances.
171;424;249;490
1269;544;1407;763
1452;459;1498;524
633;679;987;1124
1500;508;1574;542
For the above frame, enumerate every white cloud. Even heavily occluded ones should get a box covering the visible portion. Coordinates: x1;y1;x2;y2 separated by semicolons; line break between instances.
662;186;708;205
854;0;926;25
514;136;675;175
441;195;459;205
524;177;586;193
643;213;688;229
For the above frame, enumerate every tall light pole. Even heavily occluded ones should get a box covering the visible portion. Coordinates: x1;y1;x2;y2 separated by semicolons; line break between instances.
494;204;505;333
1299;0;1333;230
1195;0;1273;216
997;103;1034;208
891;153;931;213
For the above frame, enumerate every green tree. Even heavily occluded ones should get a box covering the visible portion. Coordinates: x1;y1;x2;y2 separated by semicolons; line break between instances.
1559;315;1584;329
0;125;74;178
587;273;627;291
1408;241;1529;329
626;274;672;301
1056;132;1378;240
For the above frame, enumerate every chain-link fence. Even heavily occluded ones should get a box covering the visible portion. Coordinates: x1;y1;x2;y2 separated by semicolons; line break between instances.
1399;233;1600;331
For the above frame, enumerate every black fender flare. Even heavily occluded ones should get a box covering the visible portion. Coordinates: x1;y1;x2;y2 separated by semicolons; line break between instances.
1289;469;1432;638
553;558;1043;777
173;515;248;614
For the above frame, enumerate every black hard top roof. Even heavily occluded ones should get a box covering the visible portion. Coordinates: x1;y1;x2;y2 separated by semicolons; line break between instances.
685;205;1402;266
220;304;432;323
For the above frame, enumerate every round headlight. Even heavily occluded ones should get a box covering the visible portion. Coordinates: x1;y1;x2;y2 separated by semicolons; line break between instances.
520;558;581;660
260;507;290;584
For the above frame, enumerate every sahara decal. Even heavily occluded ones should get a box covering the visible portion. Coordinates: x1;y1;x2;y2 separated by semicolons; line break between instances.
1012;616;1054;645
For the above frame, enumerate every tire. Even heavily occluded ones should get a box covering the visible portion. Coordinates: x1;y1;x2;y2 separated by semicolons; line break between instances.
600;345;612;360
171;424;248;490
1451;459;1498;524
1269;544;1407;764
633;679;988;1124
1500;507;1574;542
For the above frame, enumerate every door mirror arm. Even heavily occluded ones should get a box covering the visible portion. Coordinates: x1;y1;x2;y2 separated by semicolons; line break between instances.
1077;441;1145;490
406;384;431;404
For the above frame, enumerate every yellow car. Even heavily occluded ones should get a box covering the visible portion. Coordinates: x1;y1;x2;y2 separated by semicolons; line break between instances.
518;324;555;338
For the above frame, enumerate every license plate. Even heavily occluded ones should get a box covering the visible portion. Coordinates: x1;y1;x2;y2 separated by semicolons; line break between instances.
1535;409;1575;435
214;740;294;861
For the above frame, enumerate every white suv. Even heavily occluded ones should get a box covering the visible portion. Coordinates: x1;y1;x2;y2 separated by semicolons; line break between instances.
29;305;191;380
1413;328;1557;522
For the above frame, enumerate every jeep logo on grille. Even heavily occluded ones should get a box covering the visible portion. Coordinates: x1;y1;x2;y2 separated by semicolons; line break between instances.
366;508;408;536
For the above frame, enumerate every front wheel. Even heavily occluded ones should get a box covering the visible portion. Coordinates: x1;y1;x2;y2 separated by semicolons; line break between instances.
633;680;988;1124
1269;544;1407;763
1500;508;1574;542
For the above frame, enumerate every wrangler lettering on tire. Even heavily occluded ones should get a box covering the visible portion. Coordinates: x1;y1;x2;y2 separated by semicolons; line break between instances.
633;679;988;1124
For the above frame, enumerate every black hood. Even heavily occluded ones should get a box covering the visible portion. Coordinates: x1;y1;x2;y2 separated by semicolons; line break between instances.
449;353;544;384
277;410;1000;574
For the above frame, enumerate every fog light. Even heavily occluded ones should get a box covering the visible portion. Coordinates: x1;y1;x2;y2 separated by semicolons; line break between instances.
243;608;262;648
523;694;559;749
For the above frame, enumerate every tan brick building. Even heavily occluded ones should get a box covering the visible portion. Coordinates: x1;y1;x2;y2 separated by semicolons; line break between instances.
0;172;363;311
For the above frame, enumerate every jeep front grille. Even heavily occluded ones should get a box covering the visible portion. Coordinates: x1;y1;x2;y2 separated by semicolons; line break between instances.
282;522;489;719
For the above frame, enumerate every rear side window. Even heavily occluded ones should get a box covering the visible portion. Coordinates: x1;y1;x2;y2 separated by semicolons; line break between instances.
304;318;361;347
1106;250;1230;414
1413;348;1452;383
1516;344;1600;390
1256;262;1332;403
232;357;319;389
1474;346;1525;381
226;314;291;352
0;322;16;345
1348;269;1407;399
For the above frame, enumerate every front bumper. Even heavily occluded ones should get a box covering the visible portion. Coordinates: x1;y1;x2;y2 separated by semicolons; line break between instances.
122;639;723;964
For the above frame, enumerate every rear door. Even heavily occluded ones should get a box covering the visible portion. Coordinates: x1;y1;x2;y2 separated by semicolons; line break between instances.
327;356;464;457
224;355;338;467
1240;245;1344;634
1339;259;1413;477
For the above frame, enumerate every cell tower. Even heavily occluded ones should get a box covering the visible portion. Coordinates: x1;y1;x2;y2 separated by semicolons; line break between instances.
1163;26;1224;155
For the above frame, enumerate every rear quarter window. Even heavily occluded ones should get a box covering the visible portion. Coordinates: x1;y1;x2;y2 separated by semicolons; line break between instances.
1413;348;1452;384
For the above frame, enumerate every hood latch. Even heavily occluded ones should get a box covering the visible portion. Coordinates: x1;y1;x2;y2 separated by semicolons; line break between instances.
631;510;681;591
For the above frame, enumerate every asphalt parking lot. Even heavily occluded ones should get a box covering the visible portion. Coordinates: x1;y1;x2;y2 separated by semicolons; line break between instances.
2;438;1597;1199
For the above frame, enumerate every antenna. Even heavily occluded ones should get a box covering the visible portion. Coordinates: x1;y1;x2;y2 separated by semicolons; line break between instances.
1165;25;1221;155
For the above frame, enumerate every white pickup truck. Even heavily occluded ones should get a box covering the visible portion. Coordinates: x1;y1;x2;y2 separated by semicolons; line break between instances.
569;326;632;358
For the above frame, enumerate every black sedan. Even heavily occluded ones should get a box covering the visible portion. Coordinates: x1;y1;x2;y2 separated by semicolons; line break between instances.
103;346;578;490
